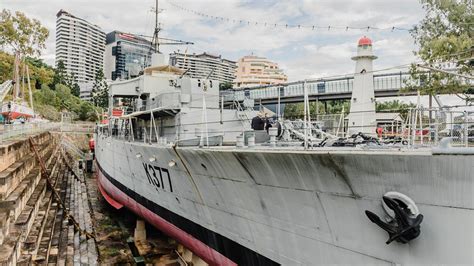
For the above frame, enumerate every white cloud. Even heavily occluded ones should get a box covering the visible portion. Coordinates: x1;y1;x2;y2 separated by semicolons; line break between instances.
2;0;425;81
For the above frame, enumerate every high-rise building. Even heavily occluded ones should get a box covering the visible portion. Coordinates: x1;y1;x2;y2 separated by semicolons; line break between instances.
234;55;287;88
55;10;105;98
169;52;237;84
104;31;154;81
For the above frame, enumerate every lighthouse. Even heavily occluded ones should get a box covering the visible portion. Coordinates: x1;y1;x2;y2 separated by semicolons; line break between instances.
347;36;378;136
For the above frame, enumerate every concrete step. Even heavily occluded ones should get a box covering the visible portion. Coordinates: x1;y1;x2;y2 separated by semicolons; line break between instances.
0;145;58;265
0;133;101;266
0;143;52;200
0;168;41;223
0;132;52;172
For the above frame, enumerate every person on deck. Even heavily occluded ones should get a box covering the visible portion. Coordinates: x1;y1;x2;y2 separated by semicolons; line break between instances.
377;126;384;139
251;113;265;130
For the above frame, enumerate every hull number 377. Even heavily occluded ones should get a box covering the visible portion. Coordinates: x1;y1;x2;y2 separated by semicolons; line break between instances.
142;163;173;192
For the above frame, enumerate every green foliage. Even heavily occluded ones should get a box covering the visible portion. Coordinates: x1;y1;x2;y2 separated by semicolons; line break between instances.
77;101;97;121
283;100;350;118
91;69;109;109
219;81;233;90
67;73;80;97
24;56;54;89
0;51;14;83
375;100;416;119
409;0;473;95
0;9;49;56
0;51;54;88
51;60;68;89
0;9;96;121
49;60;80;96
33;83;98;121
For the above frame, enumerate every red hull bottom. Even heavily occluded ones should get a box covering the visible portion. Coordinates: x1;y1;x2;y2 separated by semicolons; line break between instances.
96;164;237;266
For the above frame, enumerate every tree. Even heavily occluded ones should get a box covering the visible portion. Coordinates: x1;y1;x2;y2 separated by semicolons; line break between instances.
0;51;14;83
409;0;473;96
25;56;54;89
51;60;68;89
0;51;54;89
375;100;416;119
67;73;80;97
0;9;49;56
91;69;109;109
78;101;97;121
219;81;233;90
283;100;349;119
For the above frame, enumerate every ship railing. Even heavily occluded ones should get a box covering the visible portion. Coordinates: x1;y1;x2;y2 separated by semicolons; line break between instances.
0;122;61;143
405;107;473;148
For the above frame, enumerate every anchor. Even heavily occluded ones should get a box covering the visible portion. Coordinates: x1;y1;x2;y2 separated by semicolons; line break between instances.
365;196;423;244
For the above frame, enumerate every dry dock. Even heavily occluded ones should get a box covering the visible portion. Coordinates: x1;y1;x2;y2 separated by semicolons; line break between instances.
0;130;204;265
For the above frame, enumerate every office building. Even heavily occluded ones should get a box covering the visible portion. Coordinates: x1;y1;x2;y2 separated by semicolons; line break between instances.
55;9;106;99
104;31;154;81
234;55;287;88
169;52;237;84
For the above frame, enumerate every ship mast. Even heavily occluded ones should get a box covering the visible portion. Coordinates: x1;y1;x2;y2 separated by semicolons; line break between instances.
152;0;161;53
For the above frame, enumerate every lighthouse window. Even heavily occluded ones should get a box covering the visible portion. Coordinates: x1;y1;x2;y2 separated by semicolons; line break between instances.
198;79;201;87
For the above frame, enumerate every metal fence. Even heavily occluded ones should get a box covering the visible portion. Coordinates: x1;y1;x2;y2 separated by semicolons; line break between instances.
405;108;473;147
0;123;61;143
0;122;98;143
58;123;95;134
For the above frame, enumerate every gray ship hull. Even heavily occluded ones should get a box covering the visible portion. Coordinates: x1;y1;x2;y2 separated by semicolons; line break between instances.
95;133;474;265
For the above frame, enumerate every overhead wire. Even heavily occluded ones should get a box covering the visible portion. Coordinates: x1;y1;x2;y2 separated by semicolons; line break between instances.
165;0;412;33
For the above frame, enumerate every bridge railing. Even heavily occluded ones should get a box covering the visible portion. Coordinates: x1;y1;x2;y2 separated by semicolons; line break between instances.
224;72;414;102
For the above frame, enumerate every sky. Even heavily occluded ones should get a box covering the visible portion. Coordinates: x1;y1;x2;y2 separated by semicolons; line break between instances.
3;0;425;82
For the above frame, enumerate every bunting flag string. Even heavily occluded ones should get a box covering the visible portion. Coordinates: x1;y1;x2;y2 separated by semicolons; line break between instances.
166;0;411;32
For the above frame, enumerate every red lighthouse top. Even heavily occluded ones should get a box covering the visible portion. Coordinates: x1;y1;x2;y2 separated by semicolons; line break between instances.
358;36;372;46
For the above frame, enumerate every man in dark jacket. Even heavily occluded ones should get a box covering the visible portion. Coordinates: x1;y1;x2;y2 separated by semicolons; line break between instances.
251;115;265;130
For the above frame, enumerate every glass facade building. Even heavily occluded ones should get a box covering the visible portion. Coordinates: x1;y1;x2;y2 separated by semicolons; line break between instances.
104;31;154;81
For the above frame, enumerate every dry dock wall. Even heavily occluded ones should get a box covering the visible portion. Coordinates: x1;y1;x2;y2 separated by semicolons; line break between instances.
0;132;100;265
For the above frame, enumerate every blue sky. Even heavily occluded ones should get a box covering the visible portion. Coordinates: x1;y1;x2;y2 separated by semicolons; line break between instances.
3;0;425;81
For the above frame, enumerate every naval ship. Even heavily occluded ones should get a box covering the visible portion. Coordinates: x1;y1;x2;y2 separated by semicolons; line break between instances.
94;10;474;264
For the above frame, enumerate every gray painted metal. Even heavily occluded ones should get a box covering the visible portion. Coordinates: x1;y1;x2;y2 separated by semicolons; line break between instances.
96;134;474;265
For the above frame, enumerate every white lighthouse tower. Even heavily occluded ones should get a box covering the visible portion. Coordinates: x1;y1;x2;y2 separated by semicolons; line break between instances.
347;36;378;136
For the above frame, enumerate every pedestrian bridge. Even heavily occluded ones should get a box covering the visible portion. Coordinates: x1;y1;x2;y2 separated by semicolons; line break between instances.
222;71;417;104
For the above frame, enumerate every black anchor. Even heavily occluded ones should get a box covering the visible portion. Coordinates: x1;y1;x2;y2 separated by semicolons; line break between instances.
365;196;423;244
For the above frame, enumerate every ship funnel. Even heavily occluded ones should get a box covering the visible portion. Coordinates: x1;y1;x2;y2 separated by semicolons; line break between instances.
151;53;167;67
